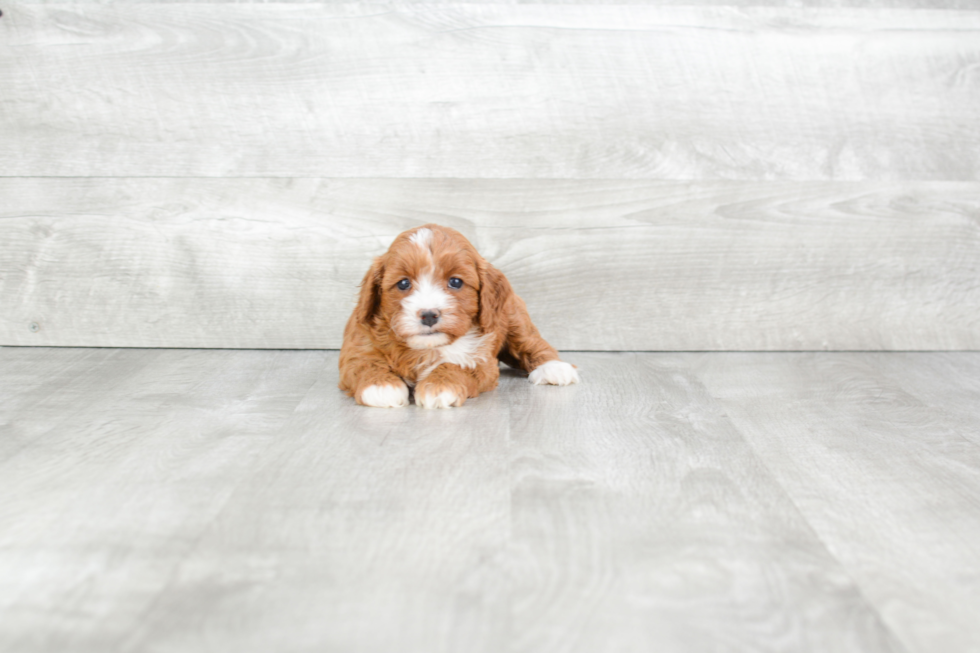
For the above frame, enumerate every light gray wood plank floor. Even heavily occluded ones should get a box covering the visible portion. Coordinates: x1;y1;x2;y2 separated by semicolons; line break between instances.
2;348;979;652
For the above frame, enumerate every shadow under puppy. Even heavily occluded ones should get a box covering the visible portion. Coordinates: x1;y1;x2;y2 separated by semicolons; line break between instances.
339;224;579;408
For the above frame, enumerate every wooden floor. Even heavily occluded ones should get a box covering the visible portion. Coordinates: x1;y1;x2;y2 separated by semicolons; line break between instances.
2;348;979;653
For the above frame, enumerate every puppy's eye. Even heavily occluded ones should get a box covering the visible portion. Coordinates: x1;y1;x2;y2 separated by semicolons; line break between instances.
448;277;463;290
396;278;411;291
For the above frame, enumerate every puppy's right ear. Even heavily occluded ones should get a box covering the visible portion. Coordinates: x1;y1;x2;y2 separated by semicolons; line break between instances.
354;256;385;325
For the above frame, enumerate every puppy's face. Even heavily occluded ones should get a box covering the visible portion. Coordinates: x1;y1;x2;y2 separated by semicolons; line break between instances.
375;227;481;349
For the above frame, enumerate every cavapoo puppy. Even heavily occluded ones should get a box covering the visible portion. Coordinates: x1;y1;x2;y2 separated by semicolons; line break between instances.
339;224;579;408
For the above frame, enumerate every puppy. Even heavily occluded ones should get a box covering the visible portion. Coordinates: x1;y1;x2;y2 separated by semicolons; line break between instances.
339;224;579;408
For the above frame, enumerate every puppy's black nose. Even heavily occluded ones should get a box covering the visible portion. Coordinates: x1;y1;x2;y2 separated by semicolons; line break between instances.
420;311;439;327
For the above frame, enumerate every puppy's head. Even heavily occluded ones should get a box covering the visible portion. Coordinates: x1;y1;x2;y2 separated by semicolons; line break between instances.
355;225;508;349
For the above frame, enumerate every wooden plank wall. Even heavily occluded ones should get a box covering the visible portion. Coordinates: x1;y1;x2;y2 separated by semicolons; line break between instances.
1;3;978;350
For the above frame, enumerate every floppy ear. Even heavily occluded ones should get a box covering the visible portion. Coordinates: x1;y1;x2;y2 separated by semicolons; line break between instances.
478;259;513;335
354;256;385;325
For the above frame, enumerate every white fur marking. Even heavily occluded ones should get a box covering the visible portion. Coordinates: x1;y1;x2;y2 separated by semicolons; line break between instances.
400;271;453;348
416;328;493;381
409;228;433;250
529;360;579;386
402;271;451;316
416;388;463;409
360;383;410;408
406;333;450;350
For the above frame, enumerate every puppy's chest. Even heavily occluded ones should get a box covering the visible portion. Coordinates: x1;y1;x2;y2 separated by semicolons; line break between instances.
400;350;440;386
396;330;495;385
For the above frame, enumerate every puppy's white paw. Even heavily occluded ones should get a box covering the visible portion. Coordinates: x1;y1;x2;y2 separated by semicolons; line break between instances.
416;387;464;409
360;382;410;408
529;360;579;386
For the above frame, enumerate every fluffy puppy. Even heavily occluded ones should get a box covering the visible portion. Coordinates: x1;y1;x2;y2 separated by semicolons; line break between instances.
339;224;579;408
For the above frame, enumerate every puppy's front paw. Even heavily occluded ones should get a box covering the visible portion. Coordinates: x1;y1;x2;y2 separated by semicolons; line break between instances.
529;360;579;386
359;382;410;408
415;382;467;409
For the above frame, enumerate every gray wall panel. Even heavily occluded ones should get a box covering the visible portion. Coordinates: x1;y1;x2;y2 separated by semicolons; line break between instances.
1;5;978;179
2;4;976;349
3;178;977;350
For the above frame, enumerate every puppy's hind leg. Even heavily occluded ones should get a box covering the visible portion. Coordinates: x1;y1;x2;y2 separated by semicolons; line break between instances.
504;296;579;386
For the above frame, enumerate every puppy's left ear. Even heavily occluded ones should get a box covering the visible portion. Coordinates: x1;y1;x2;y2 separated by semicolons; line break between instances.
354;255;385;325
478;259;512;335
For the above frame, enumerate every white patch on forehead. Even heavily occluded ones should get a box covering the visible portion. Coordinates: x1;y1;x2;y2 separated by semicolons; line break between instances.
409;228;433;251
416;328;494;381
403;271;451;316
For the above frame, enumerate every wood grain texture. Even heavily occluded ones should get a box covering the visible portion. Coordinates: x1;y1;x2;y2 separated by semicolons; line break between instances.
1;5;978;179
2;178;978;350
508;354;903;653
0;348;327;653
122;357;513;653
13;349;976;651
14;0;979;7
0;347;165;461
695;351;980;653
